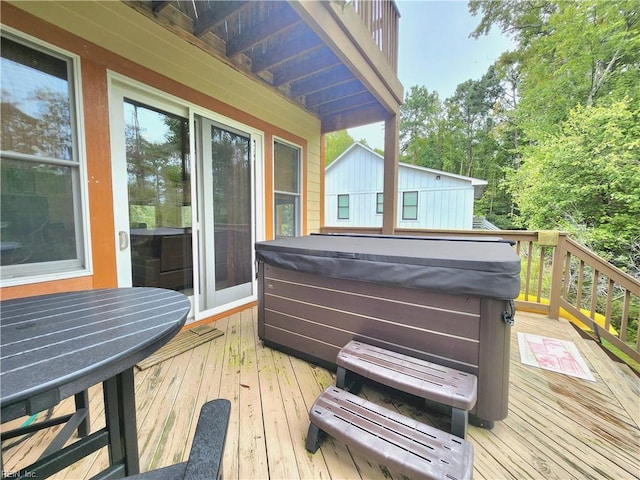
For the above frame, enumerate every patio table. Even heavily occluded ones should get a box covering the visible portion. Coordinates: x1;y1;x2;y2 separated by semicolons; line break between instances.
0;287;190;479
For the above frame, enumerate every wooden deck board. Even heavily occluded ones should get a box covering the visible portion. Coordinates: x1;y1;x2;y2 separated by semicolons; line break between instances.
238;308;269;480
583;339;640;429
2;309;639;480
219;312;243;479
269;347;333;479
254;320;302;479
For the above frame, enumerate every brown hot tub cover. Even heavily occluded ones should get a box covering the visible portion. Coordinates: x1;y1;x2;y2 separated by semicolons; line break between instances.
255;234;520;300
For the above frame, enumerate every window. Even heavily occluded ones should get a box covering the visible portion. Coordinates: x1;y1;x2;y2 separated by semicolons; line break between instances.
1;34;86;281
337;194;350;220
376;192;384;214
402;191;418;220
274;140;301;237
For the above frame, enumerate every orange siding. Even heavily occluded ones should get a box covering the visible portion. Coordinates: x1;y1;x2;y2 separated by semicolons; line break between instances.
82;60;117;289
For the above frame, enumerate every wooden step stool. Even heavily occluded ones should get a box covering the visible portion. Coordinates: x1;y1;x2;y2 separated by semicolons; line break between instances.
336;340;478;438
306;386;474;480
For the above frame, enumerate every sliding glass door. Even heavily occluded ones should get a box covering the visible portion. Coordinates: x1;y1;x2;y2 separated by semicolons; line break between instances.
196;117;254;310
110;77;262;318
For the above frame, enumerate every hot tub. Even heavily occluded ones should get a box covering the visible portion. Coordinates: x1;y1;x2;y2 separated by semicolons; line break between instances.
255;234;521;425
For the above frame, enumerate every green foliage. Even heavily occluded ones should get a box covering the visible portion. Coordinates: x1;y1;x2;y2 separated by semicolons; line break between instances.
399;86;443;165
446;66;504;177
399;71;514;226
469;0;640;272
514;1;640;135
469;0;559;47
324;130;354;165
508;100;640;267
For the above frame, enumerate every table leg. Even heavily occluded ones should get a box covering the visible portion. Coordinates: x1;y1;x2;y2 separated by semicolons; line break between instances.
75;390;90;437
103;368;140;477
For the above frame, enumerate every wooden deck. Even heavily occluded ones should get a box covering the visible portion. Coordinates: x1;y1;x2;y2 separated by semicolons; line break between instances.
3;309;639;479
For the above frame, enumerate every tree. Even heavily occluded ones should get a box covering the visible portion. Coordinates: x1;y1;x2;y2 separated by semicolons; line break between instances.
398;86;466;173
471;0;640;270
397;73;516;227
399;86;442;165
507;100;640;268
445;66;504;177
469;0;558;48
324;130;354;165
470;0;640;134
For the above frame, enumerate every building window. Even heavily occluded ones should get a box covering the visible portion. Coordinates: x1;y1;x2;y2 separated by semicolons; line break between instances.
1;34;86;281
376;192;384;214
337;194;349;219
402;191;418;220
274;140;301;237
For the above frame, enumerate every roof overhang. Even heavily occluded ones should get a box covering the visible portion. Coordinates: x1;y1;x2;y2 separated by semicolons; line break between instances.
131;1;403;132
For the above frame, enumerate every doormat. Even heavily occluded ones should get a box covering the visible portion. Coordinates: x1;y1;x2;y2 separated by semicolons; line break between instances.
136;324;224;370
517;332;595;382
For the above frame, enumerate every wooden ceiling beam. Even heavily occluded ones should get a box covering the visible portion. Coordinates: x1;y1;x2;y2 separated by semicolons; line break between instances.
321;103;389;133
305;79;366;107
137;1;397;132
290;1;402;115
290;65;354;97
151;1;171;15
193;1;249;38
317;92;378;116
226;6;301;57
272;50;341;87
251;30;323;73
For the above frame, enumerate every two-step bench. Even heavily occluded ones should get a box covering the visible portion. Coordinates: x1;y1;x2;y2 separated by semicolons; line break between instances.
337;340;478;439
306;341;477;480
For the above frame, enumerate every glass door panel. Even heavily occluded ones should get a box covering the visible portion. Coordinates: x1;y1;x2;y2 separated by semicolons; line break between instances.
211;126;252;289
197;117;253;310
124;100;193;295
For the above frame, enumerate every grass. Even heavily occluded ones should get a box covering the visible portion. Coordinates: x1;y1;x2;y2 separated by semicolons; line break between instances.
600;338;640;375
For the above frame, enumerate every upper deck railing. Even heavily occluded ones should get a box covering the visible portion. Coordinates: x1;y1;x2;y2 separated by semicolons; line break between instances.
321;226;640;368
350;0;400;72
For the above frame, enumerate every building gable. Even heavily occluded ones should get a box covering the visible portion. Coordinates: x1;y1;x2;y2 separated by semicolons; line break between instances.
324;142;487;229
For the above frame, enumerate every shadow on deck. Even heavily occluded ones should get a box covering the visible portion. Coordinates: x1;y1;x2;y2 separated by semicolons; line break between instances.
3;309;639;479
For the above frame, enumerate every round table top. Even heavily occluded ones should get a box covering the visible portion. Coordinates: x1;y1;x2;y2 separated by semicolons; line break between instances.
1;287;190;421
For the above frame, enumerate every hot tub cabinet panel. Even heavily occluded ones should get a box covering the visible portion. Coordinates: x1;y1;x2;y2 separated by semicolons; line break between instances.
256;235;520;424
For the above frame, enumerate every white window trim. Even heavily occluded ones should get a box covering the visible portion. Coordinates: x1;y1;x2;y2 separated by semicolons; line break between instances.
272;136;303;237
0;27;92;287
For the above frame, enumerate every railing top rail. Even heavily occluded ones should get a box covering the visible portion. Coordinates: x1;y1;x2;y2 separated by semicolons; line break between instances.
564;237;640;295
392;228;547;243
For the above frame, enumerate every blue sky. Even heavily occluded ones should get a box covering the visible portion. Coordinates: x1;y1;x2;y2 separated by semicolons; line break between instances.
348;0;514;150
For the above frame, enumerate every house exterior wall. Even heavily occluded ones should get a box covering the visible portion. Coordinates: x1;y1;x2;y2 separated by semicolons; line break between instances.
396;166;475;230
325;144;384;227
0;2;321;320
325;144;477;230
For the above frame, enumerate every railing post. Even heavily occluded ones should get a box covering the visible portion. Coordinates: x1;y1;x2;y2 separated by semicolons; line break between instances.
546;231;565;320
382;113;399;235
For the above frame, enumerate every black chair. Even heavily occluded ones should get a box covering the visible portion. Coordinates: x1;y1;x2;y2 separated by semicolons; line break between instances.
125;399;231;480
